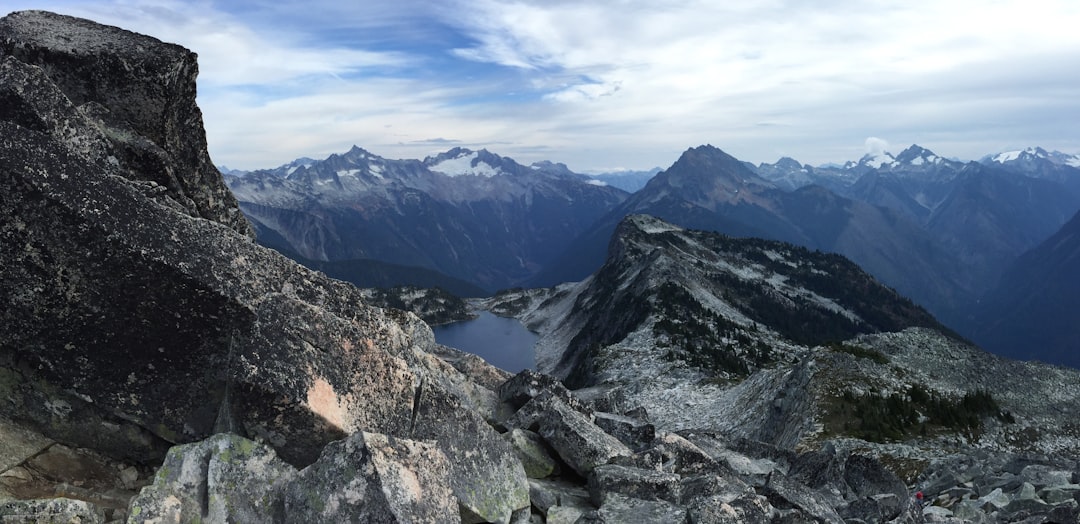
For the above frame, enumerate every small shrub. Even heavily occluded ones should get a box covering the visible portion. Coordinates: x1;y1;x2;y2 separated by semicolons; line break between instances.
827;342;889;365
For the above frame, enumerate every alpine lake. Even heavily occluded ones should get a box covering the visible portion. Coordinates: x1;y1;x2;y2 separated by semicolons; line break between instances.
431;311;537;372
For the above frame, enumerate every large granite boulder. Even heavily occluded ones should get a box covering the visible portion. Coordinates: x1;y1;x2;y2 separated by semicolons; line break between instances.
285;431;459;523
128;433;296;523
129;432;461;523
409;383;530;523
0;10;251;236
506;391;632;477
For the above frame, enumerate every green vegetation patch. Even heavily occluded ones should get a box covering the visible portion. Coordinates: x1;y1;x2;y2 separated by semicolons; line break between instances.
652;282;774;377
827;342;889;365
366;286;472;325
831;384;1014;443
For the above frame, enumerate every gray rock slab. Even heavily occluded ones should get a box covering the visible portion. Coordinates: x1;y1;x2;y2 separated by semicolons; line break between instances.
588;464;681;506
286;431;459;524
129;433;296;523
528;478;593;517
595;493;687;524
0;498;106;523
593;412;655;451
411;385;529;523
762;473;844;524
498;370;591;418
0;417;53;475
507;392;631;477
504;428;562;479
687;492;775;524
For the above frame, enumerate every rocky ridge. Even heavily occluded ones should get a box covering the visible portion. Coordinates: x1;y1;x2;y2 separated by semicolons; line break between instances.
487;215;1080;522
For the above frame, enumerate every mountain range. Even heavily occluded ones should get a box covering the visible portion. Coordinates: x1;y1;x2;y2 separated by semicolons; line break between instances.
225;146;627;293
229;143;1080;368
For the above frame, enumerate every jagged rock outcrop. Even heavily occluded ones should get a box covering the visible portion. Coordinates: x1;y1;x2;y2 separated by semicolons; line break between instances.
0;10;251;237
0;10;528;522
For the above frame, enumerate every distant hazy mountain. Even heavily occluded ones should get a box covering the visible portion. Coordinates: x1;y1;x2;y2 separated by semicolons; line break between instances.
973;210;1080;368
748;144;1080;326
585;168;662;193
751;157;817;192
980;146;1080;196
226;146;628;291
226;142;1080;356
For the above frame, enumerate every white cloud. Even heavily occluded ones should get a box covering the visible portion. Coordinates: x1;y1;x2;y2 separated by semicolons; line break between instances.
9;0;412;88
865;137;890;157
11;0;1080;169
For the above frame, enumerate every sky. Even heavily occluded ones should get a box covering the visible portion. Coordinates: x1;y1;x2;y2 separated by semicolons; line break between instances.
8;1;1080;172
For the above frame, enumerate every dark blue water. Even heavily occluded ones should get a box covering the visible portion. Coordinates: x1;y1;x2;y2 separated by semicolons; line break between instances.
432;311;537;372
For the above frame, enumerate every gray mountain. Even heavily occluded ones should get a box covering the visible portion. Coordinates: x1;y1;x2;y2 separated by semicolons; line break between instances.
752;157;819;191
750;144;1080;329
534;145;975;328
842;145;963;222
226;146;629;291
973;210;1080;368
586;167;662;193
981;146;1080;194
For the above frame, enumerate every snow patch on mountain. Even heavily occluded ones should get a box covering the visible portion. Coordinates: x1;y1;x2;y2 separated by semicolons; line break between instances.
987;147;1080;168
429;151;502;177
991;150;1025;163
634;218;682;235
864;153;895;169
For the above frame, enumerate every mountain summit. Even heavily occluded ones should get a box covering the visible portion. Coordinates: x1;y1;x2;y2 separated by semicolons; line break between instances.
648;145;777;208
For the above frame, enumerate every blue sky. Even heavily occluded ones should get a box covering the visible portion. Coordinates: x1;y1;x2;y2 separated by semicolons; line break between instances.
8;1;1080;172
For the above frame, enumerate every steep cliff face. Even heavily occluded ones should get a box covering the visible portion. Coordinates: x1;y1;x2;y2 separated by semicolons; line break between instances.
0;10;252;237
0;11;528;522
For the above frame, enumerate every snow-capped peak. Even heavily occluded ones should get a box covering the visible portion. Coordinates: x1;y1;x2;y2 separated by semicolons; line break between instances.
429;150;501;177
894;144;942;166
989;147;1043;164
987;147;1080;168
423;148;509;177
